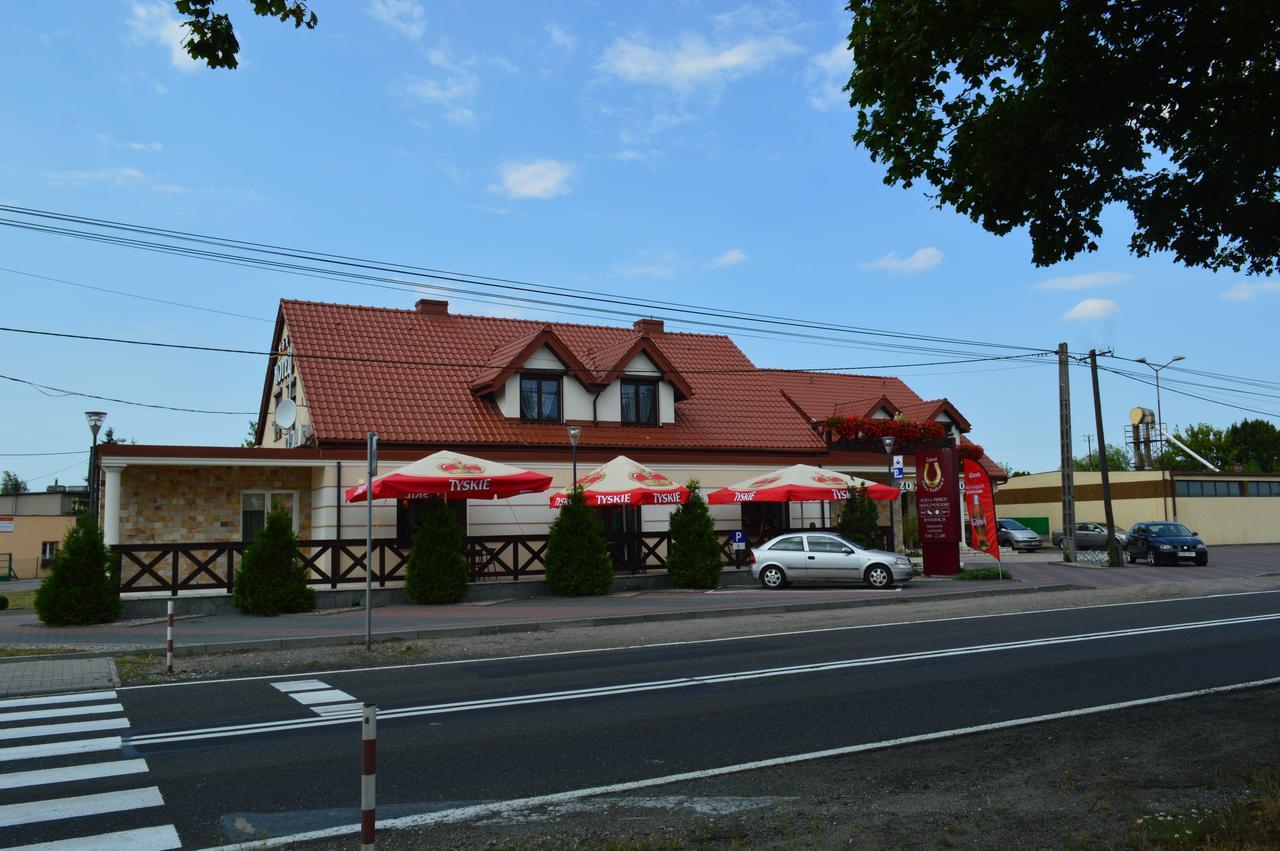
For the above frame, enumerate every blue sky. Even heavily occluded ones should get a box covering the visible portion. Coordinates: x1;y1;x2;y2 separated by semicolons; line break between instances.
1;0;1276;487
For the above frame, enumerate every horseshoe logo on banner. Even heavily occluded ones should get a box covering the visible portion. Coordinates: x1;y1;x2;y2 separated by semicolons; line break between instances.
922;459;944;492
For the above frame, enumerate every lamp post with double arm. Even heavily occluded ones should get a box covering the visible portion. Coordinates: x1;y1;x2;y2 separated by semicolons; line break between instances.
1135;355;1185;521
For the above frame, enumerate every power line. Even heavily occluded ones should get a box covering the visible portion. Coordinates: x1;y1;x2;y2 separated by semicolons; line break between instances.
0;325;1053;375
0;372;255;415
0;450;89;457
28;458;90;484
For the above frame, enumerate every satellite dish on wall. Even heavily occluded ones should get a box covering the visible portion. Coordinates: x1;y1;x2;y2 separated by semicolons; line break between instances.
274;398;297;430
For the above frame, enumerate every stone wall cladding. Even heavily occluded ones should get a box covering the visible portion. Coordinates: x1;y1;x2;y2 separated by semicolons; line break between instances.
119;465;314;544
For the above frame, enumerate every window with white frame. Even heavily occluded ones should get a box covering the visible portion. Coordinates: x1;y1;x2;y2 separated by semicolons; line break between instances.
241;490;299;541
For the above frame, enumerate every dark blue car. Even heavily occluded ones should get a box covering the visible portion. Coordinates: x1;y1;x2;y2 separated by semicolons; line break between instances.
1125;522;1208;566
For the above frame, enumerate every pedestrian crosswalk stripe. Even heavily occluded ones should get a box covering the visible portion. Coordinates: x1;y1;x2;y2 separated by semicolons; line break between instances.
0;785;163;827
271;679;328;693
0;758;149;790
0;692;117;710
291;688;355;705
0;736;122;763
8;822;182;850
0;703;124;724
313;702;363;716
0;717;129;742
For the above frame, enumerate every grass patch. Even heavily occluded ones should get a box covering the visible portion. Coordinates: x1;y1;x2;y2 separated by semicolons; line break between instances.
1131;775;1280;848
0;589;37;610
0;646;79;658
953;567;1014;581
114;653;162;686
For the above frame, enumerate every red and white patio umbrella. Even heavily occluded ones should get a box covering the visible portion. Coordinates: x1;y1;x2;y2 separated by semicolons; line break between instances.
345;450;552;502
549;455;688;508
706;464;900;504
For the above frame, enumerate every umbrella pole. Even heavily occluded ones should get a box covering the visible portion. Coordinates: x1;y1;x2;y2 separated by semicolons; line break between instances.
365;432;378;651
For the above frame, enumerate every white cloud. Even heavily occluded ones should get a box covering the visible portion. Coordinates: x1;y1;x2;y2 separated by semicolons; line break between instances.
1035;271;1132;290
862;246;943;274
597;34;798;96
96;133;163;154
368;0;426;39
491;159;574;200
1062;298;1118;320
126;2;197;72
399;48;480;125
615;264;673;279
44;166;188;193
546;23;575;52
805;42;850;111
709;248;747;268
1221;279;1280;301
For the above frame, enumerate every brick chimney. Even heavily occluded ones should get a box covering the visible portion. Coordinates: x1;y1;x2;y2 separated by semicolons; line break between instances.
416;298;449;316
633;317;664;335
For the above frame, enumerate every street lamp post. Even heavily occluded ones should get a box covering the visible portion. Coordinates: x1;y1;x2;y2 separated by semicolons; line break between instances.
566;426;582;489
1136;355;1185;521
881;435;896;550
84;411;107;523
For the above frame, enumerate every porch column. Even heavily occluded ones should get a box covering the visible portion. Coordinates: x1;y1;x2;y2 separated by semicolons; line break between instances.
102;464;124;546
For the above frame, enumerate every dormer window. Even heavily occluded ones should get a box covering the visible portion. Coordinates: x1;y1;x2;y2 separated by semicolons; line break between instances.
520;374;562;422
621;379;658;425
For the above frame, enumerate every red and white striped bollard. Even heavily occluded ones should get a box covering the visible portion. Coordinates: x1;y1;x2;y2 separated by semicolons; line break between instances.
166;599;174;674
362;703;377;850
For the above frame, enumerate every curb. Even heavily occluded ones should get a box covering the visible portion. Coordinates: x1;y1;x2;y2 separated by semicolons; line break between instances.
0;582;1084;664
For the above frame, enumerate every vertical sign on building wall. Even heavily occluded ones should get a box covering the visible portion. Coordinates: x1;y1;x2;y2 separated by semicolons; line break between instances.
917;447;960;574
963;458;1000;561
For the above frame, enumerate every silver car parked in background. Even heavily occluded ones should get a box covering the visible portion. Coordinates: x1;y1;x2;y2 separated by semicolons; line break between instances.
750;532;914;590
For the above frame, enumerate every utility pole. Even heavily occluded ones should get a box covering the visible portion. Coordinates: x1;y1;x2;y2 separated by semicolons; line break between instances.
1083;433;1094;470
1058;343;1076;561
1089;350;1122;566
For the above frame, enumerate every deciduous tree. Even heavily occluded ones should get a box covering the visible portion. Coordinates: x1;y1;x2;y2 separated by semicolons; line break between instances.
846;3;1280;275
0;471;28;495
175;0;318;70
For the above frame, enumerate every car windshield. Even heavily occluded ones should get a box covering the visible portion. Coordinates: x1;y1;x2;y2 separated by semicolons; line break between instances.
1000;519;1028;531
1148;523;1193;537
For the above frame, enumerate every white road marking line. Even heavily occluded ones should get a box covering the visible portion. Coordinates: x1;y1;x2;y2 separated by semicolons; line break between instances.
0;703;124;723
207;674;1280;850
132;610;1280;747
271;679;328;693
120;589;1280;693
0;736;122;763
0;717;129;742
290;688;355;706
10;823;182;850
0;758;148;790
0;692;117;710
313;702;363;716
0;785;163;827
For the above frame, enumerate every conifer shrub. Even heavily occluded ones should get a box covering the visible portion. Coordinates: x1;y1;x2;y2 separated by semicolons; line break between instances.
233;506;315;615
666;481;723;589
404;497;469;604
836;486;882;548
34;512;121;626
545;487;613;596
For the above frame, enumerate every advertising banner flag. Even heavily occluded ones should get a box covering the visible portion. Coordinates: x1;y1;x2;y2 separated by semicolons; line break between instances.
963;458;1000;561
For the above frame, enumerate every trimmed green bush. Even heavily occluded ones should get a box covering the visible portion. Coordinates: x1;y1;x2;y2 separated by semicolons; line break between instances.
34;512;121;626
545;487;613;596
233;506;316;615
0;595;8;611
835;486;882;548
666;481;722;589
404;497;469;604
954;567;1014;581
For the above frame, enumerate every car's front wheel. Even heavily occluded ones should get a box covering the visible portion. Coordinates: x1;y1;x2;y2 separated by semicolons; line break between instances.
1146;550;1158;566
864;564;894;589
1127;548;1136;564
759;565;787;589
1195;553;1209;566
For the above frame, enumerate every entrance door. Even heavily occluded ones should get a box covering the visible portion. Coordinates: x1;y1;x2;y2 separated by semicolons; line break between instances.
599;505;642;569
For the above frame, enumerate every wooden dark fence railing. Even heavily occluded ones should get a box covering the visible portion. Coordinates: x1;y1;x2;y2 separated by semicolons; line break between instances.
115;531;752;596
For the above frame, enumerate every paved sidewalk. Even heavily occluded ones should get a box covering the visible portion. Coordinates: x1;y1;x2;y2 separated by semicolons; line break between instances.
0;658;119;698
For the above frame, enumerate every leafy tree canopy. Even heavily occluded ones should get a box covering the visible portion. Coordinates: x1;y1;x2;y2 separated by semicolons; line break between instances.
175;0;318;70
1158;419;1280;472
846;2;1280;275
1;471;28;495
1072;443;1132;472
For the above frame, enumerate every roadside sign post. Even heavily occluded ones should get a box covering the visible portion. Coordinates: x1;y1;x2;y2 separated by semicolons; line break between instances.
730;530;746;568
365;432;377;652
891;455;904;480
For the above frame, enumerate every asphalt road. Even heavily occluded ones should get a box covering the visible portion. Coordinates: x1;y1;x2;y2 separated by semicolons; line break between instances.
4;588;1280;849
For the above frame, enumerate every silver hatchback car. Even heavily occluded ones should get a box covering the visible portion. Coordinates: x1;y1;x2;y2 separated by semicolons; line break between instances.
750;532;915;589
